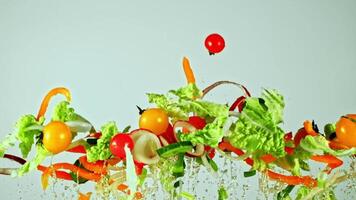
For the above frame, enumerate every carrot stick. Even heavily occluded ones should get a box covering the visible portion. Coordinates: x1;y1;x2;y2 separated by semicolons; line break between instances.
36;87;71;120
182;57;196;84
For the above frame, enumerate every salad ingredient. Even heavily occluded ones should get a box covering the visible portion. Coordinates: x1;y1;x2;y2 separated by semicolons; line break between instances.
16;145;50;176
266;170;317;187
202;80;251;98
229;96;246;112
244;170;256;177
124;144;138;197
15;115;44;158
156;141;193;158
335;115;356;147
160;124;176;144
43;121;72;154
172;153;185;177
277;185;294;200
36;87;71;120
303;120;318;136
110;134;134;159
310;155;343;173
188;116;206;129
70;159;89;184
87;122;118;162
218;186;228;200
228;89;286;158
139;108;169;135
324;123;336;140
79;156;107;174
52;101;77;122
132;131;161;164
204;33;225;55
182;57;196;84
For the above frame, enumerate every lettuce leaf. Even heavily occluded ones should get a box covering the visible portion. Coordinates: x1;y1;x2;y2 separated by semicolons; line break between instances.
52;101;78;122
299;135;356;156
169;83;202;99
16;115;45;158
147;93;188;120
228;89;286;158
179;116;227;147
14;145;50;177
295;186;312;200
0;132;17;157
86;122;118;162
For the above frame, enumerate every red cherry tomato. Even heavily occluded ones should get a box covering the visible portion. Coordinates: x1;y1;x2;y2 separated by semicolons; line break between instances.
110;134;134;159
204;33;225;55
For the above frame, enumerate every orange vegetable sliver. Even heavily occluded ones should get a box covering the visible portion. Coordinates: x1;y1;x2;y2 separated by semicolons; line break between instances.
266;170;317;187
36;87;71;120
182;57;196;84
42;163;102;181
303;120;318;136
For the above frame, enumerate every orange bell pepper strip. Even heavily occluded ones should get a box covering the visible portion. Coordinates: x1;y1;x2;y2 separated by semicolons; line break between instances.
266;170;317;187
218;141;254;166
310;154;343;173
260;154;277;164
329;139;350;150
303;120;318;136
67;145;87;153
79;156;107;174
36;87;71;120
183;57;196;84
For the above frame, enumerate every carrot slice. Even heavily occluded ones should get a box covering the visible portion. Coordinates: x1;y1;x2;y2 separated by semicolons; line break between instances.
36;87;71;120
182;57;196;84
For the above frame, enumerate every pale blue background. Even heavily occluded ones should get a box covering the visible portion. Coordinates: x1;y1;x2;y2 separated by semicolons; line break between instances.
0;0;355;199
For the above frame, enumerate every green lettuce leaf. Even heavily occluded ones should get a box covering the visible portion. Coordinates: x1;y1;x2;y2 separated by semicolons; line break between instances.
0;132;17;157
218;186;228;200
52;101;78;122
14;145;50;177
16;115;45;158
299;135;356;156
179;116;227;147
169;83;202;99
228;89;286;158
86;122;118;162
147;93;188;120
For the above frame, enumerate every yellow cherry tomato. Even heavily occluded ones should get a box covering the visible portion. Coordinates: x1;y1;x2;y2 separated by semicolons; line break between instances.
139;108;169;135
335;114;356;148
43;121;72;154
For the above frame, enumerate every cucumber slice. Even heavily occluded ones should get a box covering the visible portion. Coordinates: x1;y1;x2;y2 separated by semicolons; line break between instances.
172;154;186;177
156;141;193;158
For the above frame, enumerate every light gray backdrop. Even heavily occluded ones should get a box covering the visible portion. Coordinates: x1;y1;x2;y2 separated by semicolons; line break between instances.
0;0;355;199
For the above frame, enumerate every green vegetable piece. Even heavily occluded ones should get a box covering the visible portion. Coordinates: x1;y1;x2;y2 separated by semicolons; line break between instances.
243;170;256;177
15;145;50;177
172;154;186;177
324;123;336;140
277;185;294;200
122;125;131;133
228;89;286;158
16;115;44;158
156;141;193;158
52;101;77;122
174;180;183;188
169;83;202;100
218;186;228;200
70;159;88;184
86;122;118;162
207;155;218;172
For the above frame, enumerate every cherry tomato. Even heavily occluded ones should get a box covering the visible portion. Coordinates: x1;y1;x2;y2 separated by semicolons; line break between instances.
204;33;225;55
43;121;72;154
335;115;356;148
110;134;134;159
139;108;169;135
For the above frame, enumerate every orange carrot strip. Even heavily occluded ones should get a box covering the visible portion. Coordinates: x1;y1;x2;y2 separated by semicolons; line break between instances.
310;154;343;173
182;57;196;84
42;163;102;181
266;170;317;187
303;120;318;136
36;87;71;120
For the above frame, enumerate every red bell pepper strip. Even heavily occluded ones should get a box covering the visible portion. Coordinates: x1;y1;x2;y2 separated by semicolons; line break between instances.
79;156;107;174
67;145;86;153
218;141;254;166
310;154;343;173
42;163;102;181
229;96;246;112
294;128;308;146
36;87;71;120
260;154;277;164
266;170;317;187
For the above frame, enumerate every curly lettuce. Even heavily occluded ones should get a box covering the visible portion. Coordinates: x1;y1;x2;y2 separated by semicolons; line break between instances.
52;101;78;122
179;116;227;147
86;122;118;162
15;115;45;158
228;89;286;158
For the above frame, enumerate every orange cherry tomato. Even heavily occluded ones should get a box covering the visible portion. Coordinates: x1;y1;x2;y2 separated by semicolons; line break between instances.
335;115;356;148
139;108;169;135
43;121;72;154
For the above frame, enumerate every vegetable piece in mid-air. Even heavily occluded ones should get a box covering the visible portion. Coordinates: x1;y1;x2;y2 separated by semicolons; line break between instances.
110;134;134;159
204;33;225;55
43;121;72;154
335;114;356;148
139;108;169;135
